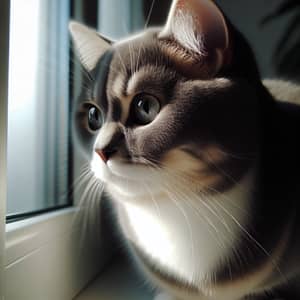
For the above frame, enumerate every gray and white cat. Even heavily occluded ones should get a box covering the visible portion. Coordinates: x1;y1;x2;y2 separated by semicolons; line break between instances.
70;0;300;299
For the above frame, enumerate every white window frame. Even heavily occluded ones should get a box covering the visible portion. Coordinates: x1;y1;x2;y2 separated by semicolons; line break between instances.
0;1;10;298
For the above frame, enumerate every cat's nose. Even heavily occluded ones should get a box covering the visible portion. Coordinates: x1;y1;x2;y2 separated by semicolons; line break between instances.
95;148;117;163
95;129;124;163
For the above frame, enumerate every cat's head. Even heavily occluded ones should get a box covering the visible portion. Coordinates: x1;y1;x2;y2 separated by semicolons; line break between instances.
70;0;261;200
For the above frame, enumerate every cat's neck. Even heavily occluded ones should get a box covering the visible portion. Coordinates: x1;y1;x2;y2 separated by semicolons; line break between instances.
116;169;255;284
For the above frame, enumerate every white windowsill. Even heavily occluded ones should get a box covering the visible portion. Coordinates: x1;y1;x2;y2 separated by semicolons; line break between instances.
75;260;154;300
5;208;110;300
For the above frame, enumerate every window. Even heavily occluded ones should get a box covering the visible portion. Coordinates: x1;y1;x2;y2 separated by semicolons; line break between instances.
7;0;71;218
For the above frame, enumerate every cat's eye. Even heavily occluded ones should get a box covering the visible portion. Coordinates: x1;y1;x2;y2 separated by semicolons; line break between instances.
132;93;161;125
87;105;103;131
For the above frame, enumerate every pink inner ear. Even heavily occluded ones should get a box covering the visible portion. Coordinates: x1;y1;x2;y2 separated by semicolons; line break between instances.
187;0;229;51
159;0;231;77
162;0;229;52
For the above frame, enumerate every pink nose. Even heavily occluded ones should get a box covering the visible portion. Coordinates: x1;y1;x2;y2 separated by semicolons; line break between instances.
95;150;108;163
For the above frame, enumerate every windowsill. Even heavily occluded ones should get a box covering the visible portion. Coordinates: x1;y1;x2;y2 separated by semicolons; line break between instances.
75;259;154;300
5;208;110;300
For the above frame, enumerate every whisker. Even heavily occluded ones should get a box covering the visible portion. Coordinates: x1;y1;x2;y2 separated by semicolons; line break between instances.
57;165;91;201
128;42;134;77
212;199;286;281
169;182;227;252
143;182;162;220
162;175;232;252
78;178;100;247
87;180;104;238
202;150;253;194
140;156;284;281
144;0;156;29
214;147;257;160
115;48;127;74
163;185;196;280
135;41;143;74
145;156;252;218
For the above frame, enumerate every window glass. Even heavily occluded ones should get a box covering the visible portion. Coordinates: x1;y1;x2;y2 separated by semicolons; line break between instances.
7;0;71;216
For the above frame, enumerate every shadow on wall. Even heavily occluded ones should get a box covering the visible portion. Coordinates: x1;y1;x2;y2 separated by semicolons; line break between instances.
262;0;300;81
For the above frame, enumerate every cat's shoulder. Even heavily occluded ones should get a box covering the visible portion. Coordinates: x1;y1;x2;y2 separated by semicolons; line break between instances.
263;79;300;105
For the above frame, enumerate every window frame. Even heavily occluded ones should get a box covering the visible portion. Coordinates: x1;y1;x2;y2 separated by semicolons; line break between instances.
0;0;10;298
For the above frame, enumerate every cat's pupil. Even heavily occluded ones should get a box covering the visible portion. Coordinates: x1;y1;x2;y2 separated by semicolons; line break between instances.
139;99;150;114
88;106;102;131
133;93;160;125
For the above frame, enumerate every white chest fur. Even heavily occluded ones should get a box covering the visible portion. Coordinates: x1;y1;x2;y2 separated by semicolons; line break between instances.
116;173;254;287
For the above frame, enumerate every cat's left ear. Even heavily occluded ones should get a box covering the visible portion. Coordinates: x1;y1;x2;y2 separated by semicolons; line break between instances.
159;0;231;76
69;21;112;72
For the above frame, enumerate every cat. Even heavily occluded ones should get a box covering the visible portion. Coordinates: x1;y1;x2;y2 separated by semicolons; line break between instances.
69;0;300;299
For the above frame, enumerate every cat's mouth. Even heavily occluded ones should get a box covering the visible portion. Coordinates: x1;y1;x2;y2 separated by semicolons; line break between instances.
90;152;164;197
91;152;160;183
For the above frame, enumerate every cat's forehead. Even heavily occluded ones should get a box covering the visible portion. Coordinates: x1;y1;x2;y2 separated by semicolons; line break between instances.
110;28;172;78
113;28;162;61
106;29;177;98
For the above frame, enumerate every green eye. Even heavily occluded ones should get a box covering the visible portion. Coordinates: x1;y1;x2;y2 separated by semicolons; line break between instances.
88;105;103;131
133;93;161;125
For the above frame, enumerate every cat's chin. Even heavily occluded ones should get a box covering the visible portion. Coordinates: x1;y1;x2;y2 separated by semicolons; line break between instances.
90;153;164;199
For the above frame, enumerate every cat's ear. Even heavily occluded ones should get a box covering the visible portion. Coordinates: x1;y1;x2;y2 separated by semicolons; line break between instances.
69;21;111;72
159;0;230;76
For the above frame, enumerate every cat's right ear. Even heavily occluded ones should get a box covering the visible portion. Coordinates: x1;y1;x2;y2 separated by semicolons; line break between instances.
159;0;231;77
69;21;111;72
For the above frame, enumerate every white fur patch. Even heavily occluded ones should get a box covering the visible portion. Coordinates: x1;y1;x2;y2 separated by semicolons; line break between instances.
126;68;146;96
117;171;254;287
94;122;118;150
112;73;125;98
